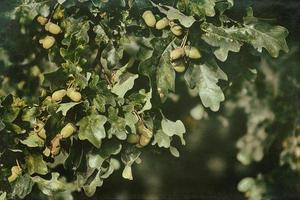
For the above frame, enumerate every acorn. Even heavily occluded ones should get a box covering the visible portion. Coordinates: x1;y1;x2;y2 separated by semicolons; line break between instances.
45;22;62;35
37;16;48;25
51;89;67;102
138;135;151;147
50;134;62;156
170;48;185;60
51;145;60;156
39;36;55;49
172;60;186;73
142;10;156;27
60;123;76;138
155;17;169;30
174;65;186;73
67;88;82;102
7;165;22;183
184;46;201;59
127;134;140;144
170;25;183;36
137;122;152;138
136;121;153;147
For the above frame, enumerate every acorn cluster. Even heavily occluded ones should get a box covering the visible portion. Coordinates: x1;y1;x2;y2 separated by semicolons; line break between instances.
47;123;77;157
51;88;82;103
142;10;201;73
36;14;63;49
142;10;183;36
170;46;201;72
127;121;153;148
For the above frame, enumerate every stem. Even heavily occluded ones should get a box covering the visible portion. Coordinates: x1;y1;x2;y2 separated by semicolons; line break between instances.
49;3;59;21
91;44;113;86
180;31;189;48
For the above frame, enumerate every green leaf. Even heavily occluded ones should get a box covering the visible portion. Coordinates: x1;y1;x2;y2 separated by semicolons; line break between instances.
137;89;152;114
20;132;44;148
111;72;139;98
93;25;109;45
153;129;171;148
11;174;34;199
88;154;105;170
9;123;25;134
25;153;48;175
84;144;121;196
32;173;77;196
156;40;176;101
201;23;244;62
185;0;217;17
121;147;141;180
93;94;107;113
107;107;127;140
161;118;186;145
185;62;227;111
129;0;152;17
242;8;289;57
56;102;81;116
43;68;68;91
83;170;103;197
138;36;172;78
77;114;107;148
61;17;90;46
215;0;234;13
151;2;196;28
97;140;122;161
169;146;180;157
121;146;141;166
2;107;20;123
124;112;139;134
88;143;122;169
0;192;6;200
101;43;123;69
57;0;66;4
238;177;255;192
21;107;39;124
122;165;133;180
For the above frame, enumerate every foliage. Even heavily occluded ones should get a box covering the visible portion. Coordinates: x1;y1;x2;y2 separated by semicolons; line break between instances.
0;0;294;199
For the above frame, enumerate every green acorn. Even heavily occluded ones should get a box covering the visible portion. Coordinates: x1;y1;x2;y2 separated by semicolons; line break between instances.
184;46;201;59
37;16;48;25
142;10;156;27
39;36;55;49
60;123;76;138
172;60;186;73
156;17;169;30
170;25;183;36
127;134;140;144
170;48;185;60
67;88;82;102
51;89;67;102
45;22;62;35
